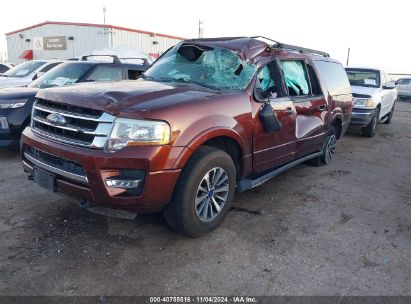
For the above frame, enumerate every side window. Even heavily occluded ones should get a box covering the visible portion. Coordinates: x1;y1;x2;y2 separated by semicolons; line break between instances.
279;60;310;96
127;69;142;80
256;63;279;99
86;66;123;82
314;61;351;96
306;64;322;96
39;62;61;73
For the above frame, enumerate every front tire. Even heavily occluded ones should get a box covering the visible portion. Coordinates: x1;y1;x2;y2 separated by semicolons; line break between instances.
163;146;236;237
362;107;380;137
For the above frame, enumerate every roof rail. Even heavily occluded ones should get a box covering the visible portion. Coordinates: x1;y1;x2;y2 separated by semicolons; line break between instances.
273;42;329;57
81;54;121;63
250;36;280;45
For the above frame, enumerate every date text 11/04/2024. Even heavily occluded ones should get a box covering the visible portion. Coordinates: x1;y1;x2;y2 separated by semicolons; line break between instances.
149;296;257;303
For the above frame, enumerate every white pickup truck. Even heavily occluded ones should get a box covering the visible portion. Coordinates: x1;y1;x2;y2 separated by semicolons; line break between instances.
345;67;397;137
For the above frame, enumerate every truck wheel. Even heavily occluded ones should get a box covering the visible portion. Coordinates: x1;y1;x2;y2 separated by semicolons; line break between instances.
362;107;380;137
384;102;395;124
307;126;337;166
163;146;236;237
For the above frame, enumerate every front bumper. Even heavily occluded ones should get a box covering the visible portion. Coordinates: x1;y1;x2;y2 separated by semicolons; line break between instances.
349;108;376;127
21;128;183;213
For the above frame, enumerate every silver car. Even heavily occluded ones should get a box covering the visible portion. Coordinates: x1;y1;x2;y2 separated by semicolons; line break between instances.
395;78;411;100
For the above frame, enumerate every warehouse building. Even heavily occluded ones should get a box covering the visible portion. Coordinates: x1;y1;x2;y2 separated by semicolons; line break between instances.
5;21;185;64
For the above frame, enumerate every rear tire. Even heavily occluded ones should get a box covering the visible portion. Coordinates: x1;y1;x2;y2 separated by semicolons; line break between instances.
384;102;395;124
307;126;337;166
163;146;236;237
362;107;380;137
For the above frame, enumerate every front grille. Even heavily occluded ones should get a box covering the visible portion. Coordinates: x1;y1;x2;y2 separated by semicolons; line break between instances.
25;146;87;182
31;98;115;148
352;93;372;98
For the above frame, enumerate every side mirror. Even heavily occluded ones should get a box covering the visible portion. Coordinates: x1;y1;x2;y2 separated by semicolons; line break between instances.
383;81;395;89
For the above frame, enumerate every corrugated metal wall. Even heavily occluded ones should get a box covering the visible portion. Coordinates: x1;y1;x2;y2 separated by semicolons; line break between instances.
111;29;181;56
6;23;183;64
7;24;110;64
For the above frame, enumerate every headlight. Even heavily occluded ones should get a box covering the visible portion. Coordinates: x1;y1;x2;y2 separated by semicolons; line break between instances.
354;98;375;108
105;118;171;152
0;99;28;109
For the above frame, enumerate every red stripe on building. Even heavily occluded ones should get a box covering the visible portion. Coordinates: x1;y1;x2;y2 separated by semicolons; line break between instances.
5;21;187;41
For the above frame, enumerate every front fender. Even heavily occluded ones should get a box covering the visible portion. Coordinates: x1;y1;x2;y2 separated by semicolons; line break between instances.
172;115;251;169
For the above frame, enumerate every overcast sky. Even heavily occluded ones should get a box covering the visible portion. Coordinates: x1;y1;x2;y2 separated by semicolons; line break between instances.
1;0;410;73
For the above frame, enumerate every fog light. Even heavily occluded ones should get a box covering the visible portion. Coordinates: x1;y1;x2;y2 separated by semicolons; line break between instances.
105;177;141;189
0;117;9;129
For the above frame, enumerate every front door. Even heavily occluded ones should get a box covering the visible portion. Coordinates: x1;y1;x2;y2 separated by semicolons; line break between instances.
252;61;297;174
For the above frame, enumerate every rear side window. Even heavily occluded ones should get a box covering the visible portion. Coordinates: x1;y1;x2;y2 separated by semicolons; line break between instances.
86;66;123;82
315;61;351;95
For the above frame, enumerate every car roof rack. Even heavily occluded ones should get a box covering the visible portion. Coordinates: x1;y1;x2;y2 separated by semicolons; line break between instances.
118;57;150;65
250;36;329;57
81;55;121;64
274;42;329;57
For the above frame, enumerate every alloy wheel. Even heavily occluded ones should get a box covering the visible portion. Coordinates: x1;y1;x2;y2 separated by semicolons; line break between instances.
195;167;229;222
324;134;337;164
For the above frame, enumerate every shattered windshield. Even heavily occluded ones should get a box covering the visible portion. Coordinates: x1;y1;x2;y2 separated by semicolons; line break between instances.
143;43;257;90
29;63;92;88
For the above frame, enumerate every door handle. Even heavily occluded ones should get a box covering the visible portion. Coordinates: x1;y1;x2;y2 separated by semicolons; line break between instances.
317;104;328;112
285;107;294;115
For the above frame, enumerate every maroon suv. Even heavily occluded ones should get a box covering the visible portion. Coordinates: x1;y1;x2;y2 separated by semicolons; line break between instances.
21;37;353;237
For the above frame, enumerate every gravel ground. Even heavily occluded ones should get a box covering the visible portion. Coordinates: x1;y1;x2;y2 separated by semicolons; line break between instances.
0;101;410;296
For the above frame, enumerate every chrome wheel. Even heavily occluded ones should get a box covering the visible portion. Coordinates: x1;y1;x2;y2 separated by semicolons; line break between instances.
195;167;229;222
324;134;337;164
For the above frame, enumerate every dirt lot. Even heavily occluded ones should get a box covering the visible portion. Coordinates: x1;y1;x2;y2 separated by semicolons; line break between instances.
0;101;410;296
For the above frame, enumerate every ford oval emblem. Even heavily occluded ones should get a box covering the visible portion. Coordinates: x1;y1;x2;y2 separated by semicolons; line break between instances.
46;113;67;126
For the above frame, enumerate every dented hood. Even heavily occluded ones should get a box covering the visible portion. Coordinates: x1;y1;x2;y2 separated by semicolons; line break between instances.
36;80;221;116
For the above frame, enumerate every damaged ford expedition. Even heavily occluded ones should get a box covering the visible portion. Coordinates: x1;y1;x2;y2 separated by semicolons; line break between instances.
21;37;353;237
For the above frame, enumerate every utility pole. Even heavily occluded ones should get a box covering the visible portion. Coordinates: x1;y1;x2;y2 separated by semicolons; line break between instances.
198;20;204;38
346;47;351;67
103;5;107;28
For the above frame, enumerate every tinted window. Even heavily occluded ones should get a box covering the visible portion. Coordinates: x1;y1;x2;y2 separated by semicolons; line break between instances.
39;62;61;73
316;61;351;95
86;66;123;82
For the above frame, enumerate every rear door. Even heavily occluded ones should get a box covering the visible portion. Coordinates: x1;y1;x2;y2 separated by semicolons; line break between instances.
252;60;297;174
278;59;327;158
